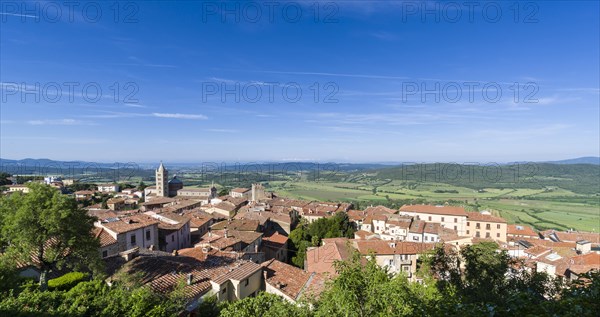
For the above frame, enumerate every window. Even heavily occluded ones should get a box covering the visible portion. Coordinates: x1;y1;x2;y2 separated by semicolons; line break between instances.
130;234;136;245
413;236;419;241
454;218;458;223
244;279;249;287
486;224;491;230
172;235;175;242
497;224;501;229
486;232;491;238
476;223;480;229
146;230;151;240
467;222;470;226
428;216;432;221
466;230;470;234
441;217;445;222
102;250;108;258
221;287;227;294
476;231;480;238
497;233;500;238
454;226;457;231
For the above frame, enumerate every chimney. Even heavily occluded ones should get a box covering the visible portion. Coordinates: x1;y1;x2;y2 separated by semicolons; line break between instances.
172;249;178;256
254;244;259;253
187;273;193;285
224;229;228;238
149;244;155;251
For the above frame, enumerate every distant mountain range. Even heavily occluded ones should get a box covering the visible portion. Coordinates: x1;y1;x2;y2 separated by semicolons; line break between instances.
544;156;600;165
1;156;598;174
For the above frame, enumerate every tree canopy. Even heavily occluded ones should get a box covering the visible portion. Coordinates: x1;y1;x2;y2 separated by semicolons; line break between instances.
289;212;355;267
0;183;102;289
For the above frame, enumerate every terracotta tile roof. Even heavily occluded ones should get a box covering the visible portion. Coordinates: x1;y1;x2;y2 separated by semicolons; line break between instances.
75;190;95;195
353;240;435;255
541;230;600;244
400;204;467;216
231;187;250;193
507;224;538;237
211;219;260;232
266;198;310;209
567;253;600;274
302;271;327;300
177;187;212;195
117;254;231;300
518;237;576;249
211;261;262;284
150;212;190;230
524;245;552;257
199;229;262;250
263;232;289;245
182;210;214;228
423;222;441;234
371;214;388;221
93;227;117;247
213;201;238;213
107;198;125;204
262;259;312;300
363;205;397;215
439;227;460;241
178;247;239;262
224;196;248;206
161;200;203;213
88;209;118;221
409;220;426;234
101;214;159;234
347;209;366;221
306;238;353;275
143;197;176;205
466;212;506;223
354;230;379;240
571;252;600;266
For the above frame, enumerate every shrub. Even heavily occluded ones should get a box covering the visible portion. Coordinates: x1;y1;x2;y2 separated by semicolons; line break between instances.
48;272;88;291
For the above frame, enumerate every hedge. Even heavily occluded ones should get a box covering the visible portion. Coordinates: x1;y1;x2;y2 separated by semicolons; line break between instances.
48;272;88;291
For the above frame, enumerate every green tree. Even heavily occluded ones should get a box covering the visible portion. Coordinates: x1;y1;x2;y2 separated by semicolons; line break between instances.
288;213;356;268
219;292;311;317
0;172;12;186
0;183;102;290
138;181;147;191
314;250;444;317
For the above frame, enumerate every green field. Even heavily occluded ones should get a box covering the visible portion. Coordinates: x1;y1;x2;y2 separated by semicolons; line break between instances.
266;180;600;233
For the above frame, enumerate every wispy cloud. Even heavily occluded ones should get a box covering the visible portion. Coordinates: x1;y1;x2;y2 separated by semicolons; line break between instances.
27;119;96;126
0;12;38;19
239;70;409;80
108;63;178;68
82;111;208;120
123;103;147;108
152;113;208;120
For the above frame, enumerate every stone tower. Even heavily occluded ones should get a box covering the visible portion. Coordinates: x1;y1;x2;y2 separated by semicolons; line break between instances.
156;162;169;197
251;183;265;202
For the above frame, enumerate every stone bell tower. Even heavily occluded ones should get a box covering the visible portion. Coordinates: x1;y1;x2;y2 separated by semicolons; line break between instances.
156;162;169;197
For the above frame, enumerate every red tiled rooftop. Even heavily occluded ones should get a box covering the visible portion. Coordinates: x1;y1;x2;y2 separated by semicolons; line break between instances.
400;204;467;216
507;224;538;237
262;259;312;300
466;212;506;223
263;231;289;245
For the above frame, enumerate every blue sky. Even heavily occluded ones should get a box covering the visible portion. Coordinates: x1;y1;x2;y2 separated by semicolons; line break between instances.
1;0;598;163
